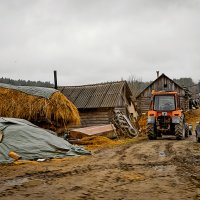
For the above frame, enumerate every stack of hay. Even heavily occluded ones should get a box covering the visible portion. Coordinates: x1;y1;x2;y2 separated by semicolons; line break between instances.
0;83;80;134
137;113;147;135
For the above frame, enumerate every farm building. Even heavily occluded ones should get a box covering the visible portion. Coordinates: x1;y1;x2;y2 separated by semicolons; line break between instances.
59;81;138;127
136;73;191;114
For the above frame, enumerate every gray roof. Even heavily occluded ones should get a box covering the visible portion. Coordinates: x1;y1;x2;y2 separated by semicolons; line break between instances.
59;81;132;109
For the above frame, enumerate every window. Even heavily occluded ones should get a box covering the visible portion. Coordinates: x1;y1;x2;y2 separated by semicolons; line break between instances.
154;95;175;111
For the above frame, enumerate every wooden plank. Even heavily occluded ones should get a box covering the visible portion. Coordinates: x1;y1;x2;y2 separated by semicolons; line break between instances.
81;115;109;119
69;124;116;139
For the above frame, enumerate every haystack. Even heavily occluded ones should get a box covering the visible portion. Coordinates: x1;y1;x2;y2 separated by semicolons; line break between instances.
0;83;80;133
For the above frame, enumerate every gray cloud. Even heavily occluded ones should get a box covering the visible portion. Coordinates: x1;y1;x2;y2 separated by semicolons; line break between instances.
0;0;200;85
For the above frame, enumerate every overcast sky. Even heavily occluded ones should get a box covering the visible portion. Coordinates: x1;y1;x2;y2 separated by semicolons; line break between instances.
0;0;200;85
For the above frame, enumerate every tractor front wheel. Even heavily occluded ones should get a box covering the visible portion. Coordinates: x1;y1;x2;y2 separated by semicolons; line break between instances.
175;122;185;140
147;124;157;140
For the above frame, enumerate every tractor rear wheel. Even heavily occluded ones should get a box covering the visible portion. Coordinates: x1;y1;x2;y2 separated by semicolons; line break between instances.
147;124;157;140
175;122;185;140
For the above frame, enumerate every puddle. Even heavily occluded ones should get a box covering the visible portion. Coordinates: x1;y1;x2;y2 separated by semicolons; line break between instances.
154;165;166;171
5;177;44;188
23;179;44;187
5;177;29;186
159;151;166;157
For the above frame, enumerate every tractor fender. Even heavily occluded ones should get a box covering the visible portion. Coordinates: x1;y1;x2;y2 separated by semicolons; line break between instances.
172;116;181;124
172;115;184;124
147;116;155;124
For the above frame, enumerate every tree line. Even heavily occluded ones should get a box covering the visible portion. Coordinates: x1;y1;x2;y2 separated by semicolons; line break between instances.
1;76;199;96
0;77;54;88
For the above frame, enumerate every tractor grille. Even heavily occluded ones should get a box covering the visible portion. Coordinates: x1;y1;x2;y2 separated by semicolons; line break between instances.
157;116;171;130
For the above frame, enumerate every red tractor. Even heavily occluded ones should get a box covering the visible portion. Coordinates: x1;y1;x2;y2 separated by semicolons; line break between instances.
146;91;188;140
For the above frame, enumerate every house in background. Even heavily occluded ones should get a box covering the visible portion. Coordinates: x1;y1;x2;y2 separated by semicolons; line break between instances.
136;73;191;114
59;81;138;127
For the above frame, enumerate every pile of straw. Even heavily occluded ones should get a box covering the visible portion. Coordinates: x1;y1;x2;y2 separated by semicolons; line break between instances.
0;87;80;133
137;113;147;135
78;136;146;150
185;108;200;131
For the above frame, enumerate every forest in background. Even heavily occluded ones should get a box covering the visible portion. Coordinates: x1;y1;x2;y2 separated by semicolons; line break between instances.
0;77;54;88
0;76;199;98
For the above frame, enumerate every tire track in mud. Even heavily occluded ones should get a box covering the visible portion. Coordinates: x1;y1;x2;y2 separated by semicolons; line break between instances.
170;141;200;189
0;141;186;198
1;139;200;200
72;140;181;199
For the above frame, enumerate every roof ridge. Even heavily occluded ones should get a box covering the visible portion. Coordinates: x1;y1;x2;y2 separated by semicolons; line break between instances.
60;80;127;88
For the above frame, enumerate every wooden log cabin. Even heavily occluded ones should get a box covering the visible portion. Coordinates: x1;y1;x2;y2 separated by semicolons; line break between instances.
59;81;138;127
136;73;191;114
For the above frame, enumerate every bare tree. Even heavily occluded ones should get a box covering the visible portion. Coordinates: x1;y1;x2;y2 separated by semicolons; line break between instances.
127;75;148;100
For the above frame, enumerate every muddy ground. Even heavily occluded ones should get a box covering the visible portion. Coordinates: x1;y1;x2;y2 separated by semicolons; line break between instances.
1;108;200;200
0;134;200;200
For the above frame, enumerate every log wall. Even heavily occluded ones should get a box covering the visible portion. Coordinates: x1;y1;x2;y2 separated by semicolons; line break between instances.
79;108;114;127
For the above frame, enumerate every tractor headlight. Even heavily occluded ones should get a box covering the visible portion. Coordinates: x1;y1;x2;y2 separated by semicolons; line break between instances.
172;116;180;124
147;116;155;124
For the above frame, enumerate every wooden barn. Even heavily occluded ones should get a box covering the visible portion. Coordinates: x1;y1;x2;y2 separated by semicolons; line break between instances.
136;73;191;114
59;81;138;127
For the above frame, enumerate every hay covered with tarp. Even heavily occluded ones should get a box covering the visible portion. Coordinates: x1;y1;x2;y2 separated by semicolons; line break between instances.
0;83;80;133
0;117;90;164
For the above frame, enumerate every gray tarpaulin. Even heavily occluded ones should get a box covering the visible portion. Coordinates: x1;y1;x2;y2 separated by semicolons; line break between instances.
0;118;91;164
0;83;57;99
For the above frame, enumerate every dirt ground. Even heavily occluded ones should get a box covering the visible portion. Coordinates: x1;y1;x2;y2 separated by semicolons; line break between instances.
0;110;200;200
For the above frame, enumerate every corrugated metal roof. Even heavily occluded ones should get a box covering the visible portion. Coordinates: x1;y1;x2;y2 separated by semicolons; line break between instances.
87;84;112;108
101;82;124;107
59;81;132;109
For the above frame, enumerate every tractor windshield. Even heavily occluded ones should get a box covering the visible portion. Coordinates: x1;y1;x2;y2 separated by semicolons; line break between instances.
154;95;175;111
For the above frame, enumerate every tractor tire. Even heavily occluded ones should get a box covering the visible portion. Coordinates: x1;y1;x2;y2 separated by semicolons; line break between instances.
146;124;157;140
175;122;185;140
185;124;189;138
